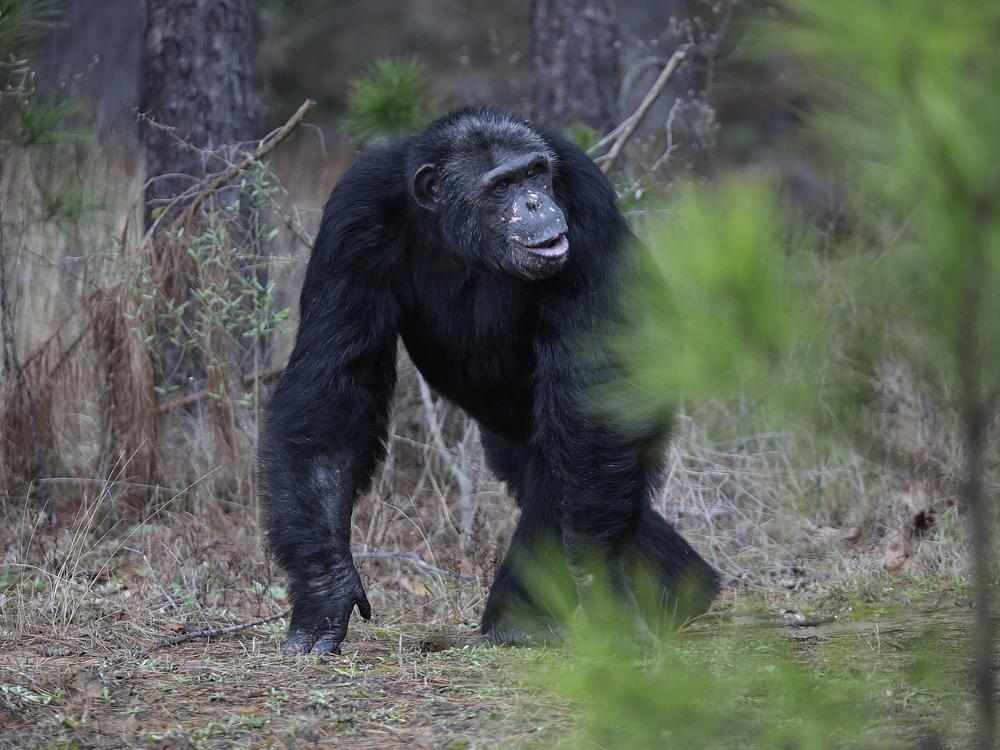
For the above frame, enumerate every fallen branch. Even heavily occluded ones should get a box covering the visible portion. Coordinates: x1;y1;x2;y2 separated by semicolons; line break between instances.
356;550;479;582
156;609;290;647
36;477;174;492
593;44;691;174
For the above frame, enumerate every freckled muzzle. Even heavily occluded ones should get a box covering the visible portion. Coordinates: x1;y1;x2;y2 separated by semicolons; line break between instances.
506;189;570;264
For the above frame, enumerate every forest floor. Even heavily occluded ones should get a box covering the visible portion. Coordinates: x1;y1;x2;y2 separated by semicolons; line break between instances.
0;513;979;750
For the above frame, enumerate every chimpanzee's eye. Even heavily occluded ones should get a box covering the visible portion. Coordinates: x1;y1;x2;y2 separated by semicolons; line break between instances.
494;179;511;194
526;166;538;179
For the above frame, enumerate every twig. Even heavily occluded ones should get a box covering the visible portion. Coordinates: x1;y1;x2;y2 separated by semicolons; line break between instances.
355;550;479;582
156;609;290;647
593;44;691;174
157;364;285;413
143;99;317;242
181;99;316;222
616;98;683;199
585;118;630;158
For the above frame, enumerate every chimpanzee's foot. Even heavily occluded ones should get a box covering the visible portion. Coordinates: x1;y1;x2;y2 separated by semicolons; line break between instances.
279;561;372;656
564;549;660;649
626;512;722;635
280;627;347;656
480;539;577;647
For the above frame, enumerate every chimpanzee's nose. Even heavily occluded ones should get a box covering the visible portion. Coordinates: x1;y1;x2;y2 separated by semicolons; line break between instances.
525;195;540;212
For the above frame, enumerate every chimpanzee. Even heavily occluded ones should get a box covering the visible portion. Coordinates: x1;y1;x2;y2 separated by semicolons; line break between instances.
260;105;720;656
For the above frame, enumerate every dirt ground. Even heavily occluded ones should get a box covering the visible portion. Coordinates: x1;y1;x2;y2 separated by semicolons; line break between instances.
1;628;557;749
0;455;980;749
1;578;978;749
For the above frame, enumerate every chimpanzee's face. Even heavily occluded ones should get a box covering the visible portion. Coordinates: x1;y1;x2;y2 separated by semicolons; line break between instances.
411;133;570;281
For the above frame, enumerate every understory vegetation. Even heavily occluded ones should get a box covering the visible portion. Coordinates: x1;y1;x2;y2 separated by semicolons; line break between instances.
1;1;996;748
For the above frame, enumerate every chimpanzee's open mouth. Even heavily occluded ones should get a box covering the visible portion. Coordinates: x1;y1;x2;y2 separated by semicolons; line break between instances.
521;234;569;258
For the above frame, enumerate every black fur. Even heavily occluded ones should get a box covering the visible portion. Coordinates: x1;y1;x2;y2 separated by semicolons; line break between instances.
260;106;720;656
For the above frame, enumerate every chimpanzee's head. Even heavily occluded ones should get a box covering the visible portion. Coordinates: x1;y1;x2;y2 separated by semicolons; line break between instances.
409;107;569;281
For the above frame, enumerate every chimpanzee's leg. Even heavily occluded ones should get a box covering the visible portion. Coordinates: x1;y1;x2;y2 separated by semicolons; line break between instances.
479;430;577;644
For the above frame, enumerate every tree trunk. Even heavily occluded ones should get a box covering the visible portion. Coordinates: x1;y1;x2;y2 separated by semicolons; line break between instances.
36;0;141;140
140;0;259;389
531;0;619;133
141;0;258;227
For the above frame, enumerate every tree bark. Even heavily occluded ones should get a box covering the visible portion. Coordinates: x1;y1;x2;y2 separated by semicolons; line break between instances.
141;0;259;227
140;0;259;388
531;0;619;132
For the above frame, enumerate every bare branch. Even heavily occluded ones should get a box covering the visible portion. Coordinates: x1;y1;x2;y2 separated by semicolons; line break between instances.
416;373;475;549
592;44;691;174
143;98;317;241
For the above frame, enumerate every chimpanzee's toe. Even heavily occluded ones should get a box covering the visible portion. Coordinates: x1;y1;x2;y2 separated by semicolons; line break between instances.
278;628;316;656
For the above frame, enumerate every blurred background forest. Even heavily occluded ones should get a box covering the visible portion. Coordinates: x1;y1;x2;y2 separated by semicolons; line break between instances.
1;1;996;748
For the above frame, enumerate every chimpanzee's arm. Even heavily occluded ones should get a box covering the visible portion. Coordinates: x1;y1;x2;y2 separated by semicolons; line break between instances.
259;157;404;656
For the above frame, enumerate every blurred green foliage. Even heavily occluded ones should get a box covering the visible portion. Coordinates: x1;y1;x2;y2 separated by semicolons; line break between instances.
549;625;869;749
770;0;1000;398
558;0;998;746
597;176;814;429
341;56;435;144
564;121;601;153
13;95;84;146
0;1;80;150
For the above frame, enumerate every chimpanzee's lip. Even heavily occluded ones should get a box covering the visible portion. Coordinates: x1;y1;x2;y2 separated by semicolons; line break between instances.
520;234;569;258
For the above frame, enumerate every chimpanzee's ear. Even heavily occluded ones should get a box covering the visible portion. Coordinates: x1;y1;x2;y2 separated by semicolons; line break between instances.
412;164;439;211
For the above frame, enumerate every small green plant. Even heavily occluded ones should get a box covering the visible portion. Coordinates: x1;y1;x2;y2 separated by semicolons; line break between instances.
341;56;434;143
127;162;294;399
0;0;58;62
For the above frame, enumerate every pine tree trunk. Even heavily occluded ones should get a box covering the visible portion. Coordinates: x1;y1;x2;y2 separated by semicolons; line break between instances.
141;0;258;226
140;0;259;389
531;0;619;132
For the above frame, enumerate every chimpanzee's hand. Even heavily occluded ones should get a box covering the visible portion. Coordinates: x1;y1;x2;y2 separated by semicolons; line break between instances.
279;560;371;656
